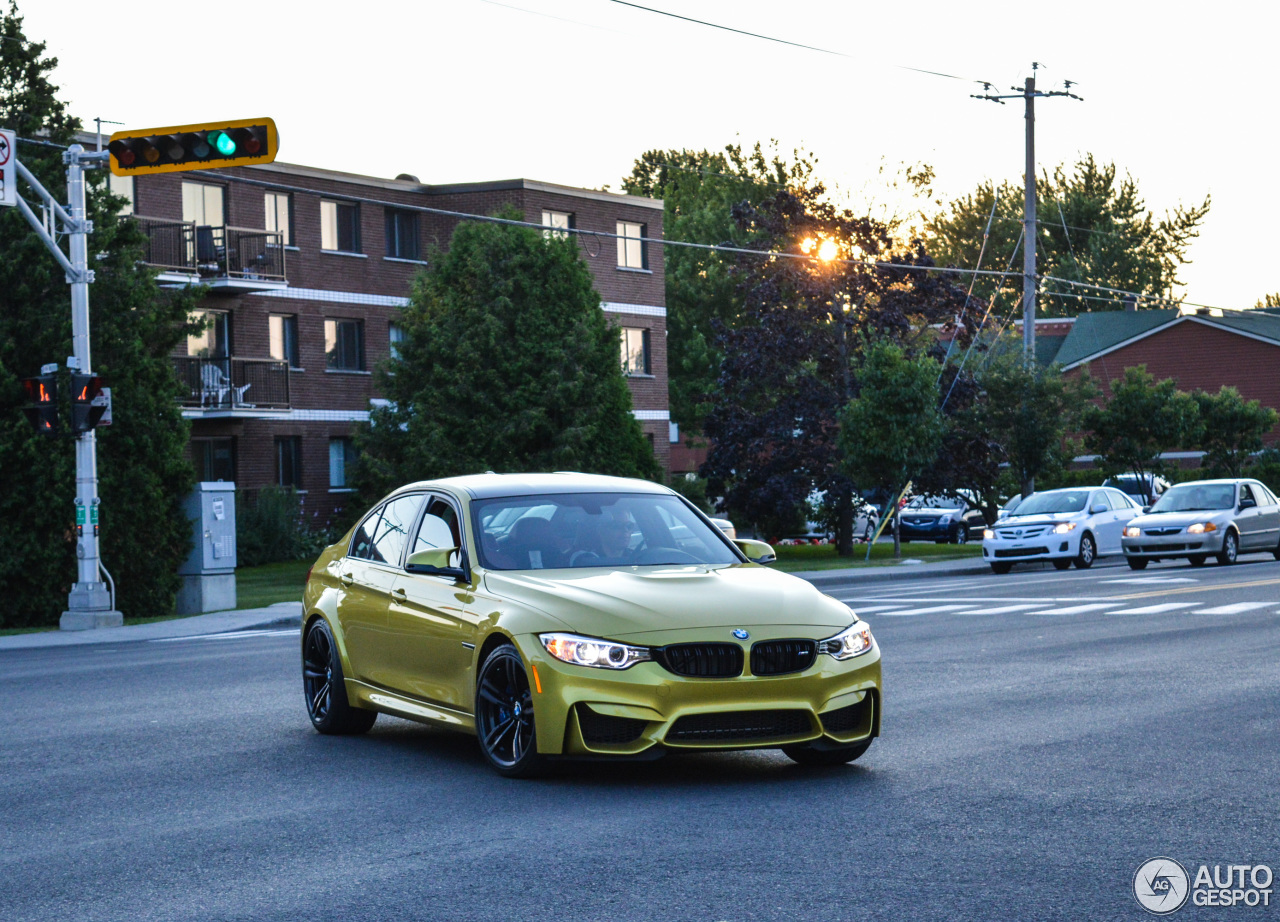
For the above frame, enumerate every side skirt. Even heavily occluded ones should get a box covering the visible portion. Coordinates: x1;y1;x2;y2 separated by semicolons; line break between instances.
347;679;476;735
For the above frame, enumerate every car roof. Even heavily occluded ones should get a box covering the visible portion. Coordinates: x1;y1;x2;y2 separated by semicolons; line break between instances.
391;472;675;501
1165;478;1245;486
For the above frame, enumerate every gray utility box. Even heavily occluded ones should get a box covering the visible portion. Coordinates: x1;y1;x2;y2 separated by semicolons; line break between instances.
176;482;237;614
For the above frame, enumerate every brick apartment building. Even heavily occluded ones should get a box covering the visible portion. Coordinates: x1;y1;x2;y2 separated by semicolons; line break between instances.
108;156;670;524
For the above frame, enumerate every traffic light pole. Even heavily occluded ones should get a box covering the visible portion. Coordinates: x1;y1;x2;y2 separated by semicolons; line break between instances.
14;144;120;629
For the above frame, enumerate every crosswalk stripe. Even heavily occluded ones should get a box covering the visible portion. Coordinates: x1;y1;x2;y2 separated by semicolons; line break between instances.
1027;604;1114;616
875;604;981;616
1193;602;1273;615
955;604;1046;615
839;603;912;613
1107;603;1200;615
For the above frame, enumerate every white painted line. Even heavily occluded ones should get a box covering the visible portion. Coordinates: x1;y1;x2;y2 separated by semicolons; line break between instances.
151;629;297;643
955;604;1047;615
1107;603;1201;615
1028;604;1114;616
875;604;981;616
839;604;912;613
1101;577;1199;585
1193;602;1273;615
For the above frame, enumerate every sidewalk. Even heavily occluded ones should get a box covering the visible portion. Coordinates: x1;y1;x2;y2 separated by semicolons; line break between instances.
0;602;302;651
793;556;994;587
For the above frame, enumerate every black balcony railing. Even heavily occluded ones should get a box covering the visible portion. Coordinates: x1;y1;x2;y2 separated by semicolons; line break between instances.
133;217;286;283
174;356;291;410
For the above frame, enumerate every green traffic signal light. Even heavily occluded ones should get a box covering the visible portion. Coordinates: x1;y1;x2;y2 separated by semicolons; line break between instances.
210;131;237;156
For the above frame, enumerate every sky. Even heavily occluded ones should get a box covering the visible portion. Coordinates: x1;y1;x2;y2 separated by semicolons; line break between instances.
24;0;1279;310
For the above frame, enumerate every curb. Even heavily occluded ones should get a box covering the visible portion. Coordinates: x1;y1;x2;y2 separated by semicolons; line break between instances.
794;561;993;586
0;602;303;651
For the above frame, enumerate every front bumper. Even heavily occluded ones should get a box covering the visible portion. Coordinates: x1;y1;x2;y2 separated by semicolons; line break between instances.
1122;530;1220;558
518;634;882;756
899;521;955;541
982;530;1079;562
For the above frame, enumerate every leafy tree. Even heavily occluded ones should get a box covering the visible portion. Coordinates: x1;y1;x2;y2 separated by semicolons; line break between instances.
838;342;945;558
354;216;659;505
1255;293;1280;309
622;143;816;431
701;184;969;555
927;154;1210;315
1192;386;1278;477
1082;366;1200;503
0;1;201;626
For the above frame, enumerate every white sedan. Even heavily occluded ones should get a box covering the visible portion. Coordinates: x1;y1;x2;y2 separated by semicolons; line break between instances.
982;487;1141;573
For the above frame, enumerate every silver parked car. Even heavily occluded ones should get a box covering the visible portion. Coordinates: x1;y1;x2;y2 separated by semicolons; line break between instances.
1120;479;1280;569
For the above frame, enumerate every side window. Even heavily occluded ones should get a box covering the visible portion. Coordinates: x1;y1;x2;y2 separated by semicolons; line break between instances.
1255;483;1279;506
1091;491;1112;512
1239;484;1256;506
350;506;383;560
410;497;463;568
1108;491;1133;509
369;494;423;565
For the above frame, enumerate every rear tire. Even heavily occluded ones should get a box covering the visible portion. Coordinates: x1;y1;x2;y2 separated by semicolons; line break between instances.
1126;558;1148;570
990;562;1012;574
783;738;872;766
1273;536;1280;561
1216;531;1239;566
1074;533;1096;569
1052;559;1072;570
303;618;377;735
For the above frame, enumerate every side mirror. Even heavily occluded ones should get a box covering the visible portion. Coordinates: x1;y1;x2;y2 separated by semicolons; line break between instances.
1240;498;1257;510
734;538;777;565
1142;505;1152;514
406;547;469;581
1090;503;1107;515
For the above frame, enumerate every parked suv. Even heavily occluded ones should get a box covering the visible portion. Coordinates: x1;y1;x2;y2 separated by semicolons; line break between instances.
1102;473;1171;507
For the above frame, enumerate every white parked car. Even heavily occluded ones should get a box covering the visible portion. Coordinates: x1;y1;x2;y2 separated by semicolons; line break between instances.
709;517;736;540
982;486;1142;574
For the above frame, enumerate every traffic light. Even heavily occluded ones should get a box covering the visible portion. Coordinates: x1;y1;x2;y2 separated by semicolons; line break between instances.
108;118;278;177
21;375;58;436
70;374;108;434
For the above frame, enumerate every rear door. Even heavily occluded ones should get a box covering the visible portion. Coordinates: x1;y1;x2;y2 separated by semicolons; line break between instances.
1251;481;1280;550
1235;483;1265;550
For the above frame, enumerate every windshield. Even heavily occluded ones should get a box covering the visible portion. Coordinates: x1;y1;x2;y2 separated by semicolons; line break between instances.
1008;490;1090;516
1150;483;1235;513
472;492;741;570
906;495;964;511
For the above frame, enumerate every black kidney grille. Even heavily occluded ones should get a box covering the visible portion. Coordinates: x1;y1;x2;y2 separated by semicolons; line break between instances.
667;709;812;743
750;640;817;676
820;696;873;734
655;643;743;678
577;706;647;745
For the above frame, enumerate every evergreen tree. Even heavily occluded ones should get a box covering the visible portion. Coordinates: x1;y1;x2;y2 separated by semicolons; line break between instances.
0;2;200;626
354;217;659;505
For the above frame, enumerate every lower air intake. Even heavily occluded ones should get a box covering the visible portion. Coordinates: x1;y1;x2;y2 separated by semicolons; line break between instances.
577;707;647;745
666;709;812;744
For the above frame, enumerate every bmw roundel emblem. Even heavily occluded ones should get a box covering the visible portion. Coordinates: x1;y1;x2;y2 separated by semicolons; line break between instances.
732;629;750;640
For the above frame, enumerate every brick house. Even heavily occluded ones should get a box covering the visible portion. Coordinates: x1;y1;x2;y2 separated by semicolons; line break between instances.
108;158;670;525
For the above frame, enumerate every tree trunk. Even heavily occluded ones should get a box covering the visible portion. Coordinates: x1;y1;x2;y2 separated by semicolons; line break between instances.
892;500;902;559
836;489;853;557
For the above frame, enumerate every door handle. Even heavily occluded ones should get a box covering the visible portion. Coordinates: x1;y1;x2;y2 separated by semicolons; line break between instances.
340;572;355;587
390;588;407;601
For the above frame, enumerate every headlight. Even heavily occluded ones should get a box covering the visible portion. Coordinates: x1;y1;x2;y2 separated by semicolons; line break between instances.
983;529;994;541
1053;522;1079;534
938;514;952;524
1124;526;1141;537
540;633;650;669
1187;522;1217;534
819;622;874;660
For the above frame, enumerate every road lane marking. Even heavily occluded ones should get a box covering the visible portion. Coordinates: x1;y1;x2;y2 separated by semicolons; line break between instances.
1097;576;1280;601
954;604;1047;615
1028;604;1114;616
151;629;297;643
1107;603;1201;615
839;603;913;613
1100;577;1199;585
874;604;981;616
1193;602;1273;615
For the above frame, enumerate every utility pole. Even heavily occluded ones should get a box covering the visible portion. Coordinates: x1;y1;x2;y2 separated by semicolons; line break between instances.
973;63;1082;365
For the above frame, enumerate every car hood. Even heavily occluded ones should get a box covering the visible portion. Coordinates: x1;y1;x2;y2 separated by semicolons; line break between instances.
1128;510;1233;528
996;512;1078;527
483;564;853;640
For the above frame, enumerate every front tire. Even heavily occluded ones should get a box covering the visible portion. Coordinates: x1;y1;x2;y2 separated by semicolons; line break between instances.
1126;557;1149;570
303;618;377;735
1074;533;1096;569
1188;555;1207;567
954;527;969;545
1216;531;1239;566
990;562;1012;574
475;645;545;778
783;738;872;766
1053;559;1072;570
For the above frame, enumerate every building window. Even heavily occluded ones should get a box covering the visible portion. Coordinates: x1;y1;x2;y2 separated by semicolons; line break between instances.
275;436;302;488
182;181;224;226
620;327;651;375
325;318;365;370
188;310;231;358
194;438;235;482
329;438;357;489
264;192;292;245
389;322;405;361
269;314;300;368
107;173;133;216
542;210;574;239
617;221;647;269
385;209;419;259
321;200;360;252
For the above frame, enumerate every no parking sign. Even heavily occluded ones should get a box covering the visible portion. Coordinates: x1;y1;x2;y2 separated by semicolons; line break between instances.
0;129;15;207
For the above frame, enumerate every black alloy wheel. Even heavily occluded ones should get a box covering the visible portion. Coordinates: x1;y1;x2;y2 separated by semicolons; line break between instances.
784;738;872;767
1074;533;1096;569
954;526;969;545
303;618;377;735
1053;559;1073;570
475;645;544;778
1216;530;1239;566
1126;557;1148;570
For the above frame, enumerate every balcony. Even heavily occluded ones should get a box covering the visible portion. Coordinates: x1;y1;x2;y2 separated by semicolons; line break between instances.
133;216;288;293
174;356;291;415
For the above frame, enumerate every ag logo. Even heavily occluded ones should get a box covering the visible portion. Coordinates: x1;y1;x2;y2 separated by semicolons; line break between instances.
1134;857;1190;914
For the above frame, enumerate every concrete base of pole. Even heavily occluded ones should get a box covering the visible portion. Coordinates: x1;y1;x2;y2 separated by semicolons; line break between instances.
176;573;237;615
60;610;123;631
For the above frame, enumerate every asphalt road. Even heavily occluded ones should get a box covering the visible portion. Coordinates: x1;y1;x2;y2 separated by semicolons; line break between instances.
3;554;1279;922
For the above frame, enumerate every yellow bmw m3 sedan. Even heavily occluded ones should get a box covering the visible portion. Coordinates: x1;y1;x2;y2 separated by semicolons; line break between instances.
301;473;881;777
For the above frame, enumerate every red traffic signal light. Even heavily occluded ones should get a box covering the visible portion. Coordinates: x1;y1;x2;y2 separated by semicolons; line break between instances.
70;373;108;434
108;118;278;177
21;375;58;436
